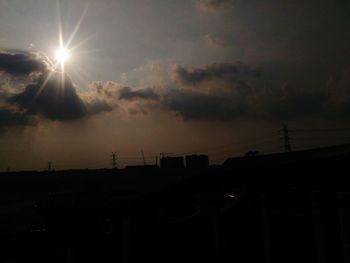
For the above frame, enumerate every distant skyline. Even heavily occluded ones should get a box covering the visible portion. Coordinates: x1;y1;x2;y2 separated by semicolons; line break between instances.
1;0;350;170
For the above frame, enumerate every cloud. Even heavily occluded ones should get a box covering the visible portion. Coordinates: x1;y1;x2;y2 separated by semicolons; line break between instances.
0;50;51;75
9;73;86;121
1;49;349;127
163;89;247;121
173;62;259;86
204;34;227;47
118;63;339;122
0;50;118;126
84;81;160;116
85;99;115;115
0;104;33;127
119;86;160;101
82;81;120;115
160;84;331;122
197;0;233;12
255;85;329;121
90;81;118;98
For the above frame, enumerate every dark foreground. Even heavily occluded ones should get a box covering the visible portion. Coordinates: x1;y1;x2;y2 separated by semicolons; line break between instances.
1;144;350;263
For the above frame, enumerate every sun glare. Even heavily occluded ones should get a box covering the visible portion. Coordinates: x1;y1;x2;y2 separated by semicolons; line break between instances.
34;2;91;99
55;47;70;64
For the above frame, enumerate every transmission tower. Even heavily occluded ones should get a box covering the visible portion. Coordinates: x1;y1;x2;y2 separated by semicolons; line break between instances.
111;152;118;169
47;161;54;171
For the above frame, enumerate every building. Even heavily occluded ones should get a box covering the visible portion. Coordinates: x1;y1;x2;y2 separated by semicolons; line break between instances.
185;155;209;169
160;156;184;169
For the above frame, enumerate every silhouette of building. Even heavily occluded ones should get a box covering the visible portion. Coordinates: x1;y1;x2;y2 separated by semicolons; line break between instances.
185;154;209;169
160;156;184;169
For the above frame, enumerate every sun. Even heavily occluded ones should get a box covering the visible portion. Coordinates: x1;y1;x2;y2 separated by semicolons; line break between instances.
55;47;70;65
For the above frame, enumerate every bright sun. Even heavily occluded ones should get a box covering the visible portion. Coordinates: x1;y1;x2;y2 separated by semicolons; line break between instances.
55;47;70;65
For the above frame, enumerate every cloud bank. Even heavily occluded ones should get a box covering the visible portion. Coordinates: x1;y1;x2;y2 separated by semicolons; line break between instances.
2;49;350;129
96;62;350;123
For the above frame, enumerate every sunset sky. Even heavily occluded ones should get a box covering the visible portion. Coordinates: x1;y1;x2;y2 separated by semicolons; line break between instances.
1;0;350;170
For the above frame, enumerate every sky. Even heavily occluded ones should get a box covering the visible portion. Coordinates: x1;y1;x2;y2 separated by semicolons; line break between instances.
1;0;350;170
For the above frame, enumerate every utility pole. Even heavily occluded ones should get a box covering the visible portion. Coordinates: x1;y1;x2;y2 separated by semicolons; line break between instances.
111;152;117;169
141;150;146;165
281;123;292;152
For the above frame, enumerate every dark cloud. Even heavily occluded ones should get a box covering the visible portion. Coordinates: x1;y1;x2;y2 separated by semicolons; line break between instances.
1;48;349;126
84;81;120;115
91;81;117;98
120;62;341;122
0;104;33;127
119;86;160;101
163;89;246;121
0;51;118;126
160;86;331;122
84;81;159;114
0;51;50;75
173;62;259;86
76;63;327;122
9;73;86;121
0;50;87;122
256;87;329;121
